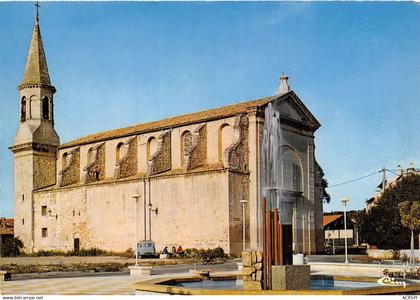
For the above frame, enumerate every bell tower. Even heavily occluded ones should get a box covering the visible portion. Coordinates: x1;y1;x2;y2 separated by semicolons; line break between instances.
10;6;60;252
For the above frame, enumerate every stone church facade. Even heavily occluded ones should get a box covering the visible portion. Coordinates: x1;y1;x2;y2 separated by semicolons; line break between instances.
11;17;324;256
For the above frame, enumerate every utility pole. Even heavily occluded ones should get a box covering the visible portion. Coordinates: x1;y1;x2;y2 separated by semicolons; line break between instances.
341;198;350;264
381;166;387;193
132;195;140;266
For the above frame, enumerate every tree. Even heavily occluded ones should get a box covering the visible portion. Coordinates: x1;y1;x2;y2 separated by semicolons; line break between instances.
399;201;420;267
315;160;331;203
359;173;420;250
351;210;365;246
321;178;331;204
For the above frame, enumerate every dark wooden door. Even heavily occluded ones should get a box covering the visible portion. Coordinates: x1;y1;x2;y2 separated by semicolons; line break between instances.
74;238;80;252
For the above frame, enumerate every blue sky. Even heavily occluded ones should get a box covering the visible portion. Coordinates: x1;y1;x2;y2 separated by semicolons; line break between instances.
0;2;419;217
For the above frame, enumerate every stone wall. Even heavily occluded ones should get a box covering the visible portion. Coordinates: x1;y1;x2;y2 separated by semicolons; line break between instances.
226;114;249;171
186;124;207;170
228;172;250;256
271;265;310;290
115;137;138;179
13;152;34;251
56;117;239;181
242;250;263;290
83;142;105;183
59;147;80;187
33;151;57;189
33;170;230;253
149;131;171;175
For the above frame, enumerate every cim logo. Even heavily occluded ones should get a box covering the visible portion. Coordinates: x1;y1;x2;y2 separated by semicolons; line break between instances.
377;276;407;288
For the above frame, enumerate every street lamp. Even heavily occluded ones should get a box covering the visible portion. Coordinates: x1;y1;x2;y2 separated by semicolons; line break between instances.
132;194;140;266
240;199;248;251
341;197;349;264
147;203;158;241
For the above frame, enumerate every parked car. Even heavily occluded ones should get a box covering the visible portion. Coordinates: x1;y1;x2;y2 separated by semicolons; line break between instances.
325;244;333;255
137;240;158;258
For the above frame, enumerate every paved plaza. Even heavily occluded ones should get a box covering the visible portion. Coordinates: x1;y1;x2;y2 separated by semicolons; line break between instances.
0;260;238;295
1;257;419;295
0;274;142;295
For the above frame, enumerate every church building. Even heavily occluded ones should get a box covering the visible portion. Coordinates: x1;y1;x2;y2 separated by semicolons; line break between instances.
11;14;324;256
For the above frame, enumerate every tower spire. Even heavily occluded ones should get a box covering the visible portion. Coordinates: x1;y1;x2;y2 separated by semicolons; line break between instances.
19;2;54;91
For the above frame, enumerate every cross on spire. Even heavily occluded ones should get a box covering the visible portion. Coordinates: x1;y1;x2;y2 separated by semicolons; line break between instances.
35;2;40;22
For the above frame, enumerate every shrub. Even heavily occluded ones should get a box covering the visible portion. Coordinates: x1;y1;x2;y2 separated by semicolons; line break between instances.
184;247;227;259
210;247;226;258
0;237;24;257
30;247;134;257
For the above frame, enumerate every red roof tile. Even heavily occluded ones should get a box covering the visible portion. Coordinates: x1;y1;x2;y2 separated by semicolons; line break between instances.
323;214;342;227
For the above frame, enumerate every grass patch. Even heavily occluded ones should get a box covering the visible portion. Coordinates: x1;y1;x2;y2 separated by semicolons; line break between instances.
1;262;130;274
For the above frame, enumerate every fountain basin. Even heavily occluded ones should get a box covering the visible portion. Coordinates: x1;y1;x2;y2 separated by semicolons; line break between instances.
133;273;420;295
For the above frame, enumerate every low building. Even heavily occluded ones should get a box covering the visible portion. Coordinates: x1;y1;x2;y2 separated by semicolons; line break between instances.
323;214;356;248
0;218;14;245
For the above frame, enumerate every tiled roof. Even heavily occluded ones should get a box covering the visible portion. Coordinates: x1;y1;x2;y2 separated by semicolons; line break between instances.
323;214;342;227
59;95;279;149
20;20;51;87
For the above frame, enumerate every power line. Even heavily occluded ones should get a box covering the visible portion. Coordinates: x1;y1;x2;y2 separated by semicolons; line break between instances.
385;169;399;176
327;171;380;188
326;166;417;189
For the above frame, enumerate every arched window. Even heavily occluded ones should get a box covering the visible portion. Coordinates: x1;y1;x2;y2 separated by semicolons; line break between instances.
29;95;36;118
20;97;26;122
218;124;233;162
180;131;193;165
62;152;68;169
116;142;124;162
42;97;49;120
147;137;158;160
281;146;303;192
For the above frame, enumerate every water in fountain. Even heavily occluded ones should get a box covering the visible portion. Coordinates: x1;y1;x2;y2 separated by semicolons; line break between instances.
261;102;293;264
262;102;283;211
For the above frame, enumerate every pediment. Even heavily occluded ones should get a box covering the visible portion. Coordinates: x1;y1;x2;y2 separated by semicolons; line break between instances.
270;91;321;130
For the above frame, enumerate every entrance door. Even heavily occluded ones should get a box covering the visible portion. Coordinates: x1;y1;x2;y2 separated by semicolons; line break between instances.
74;238;80;252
